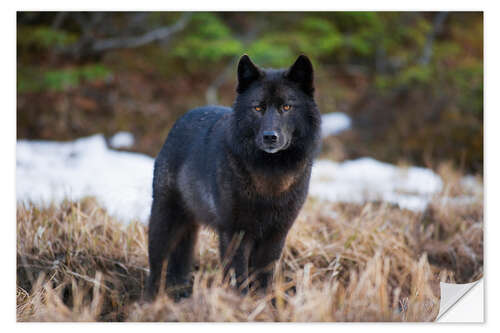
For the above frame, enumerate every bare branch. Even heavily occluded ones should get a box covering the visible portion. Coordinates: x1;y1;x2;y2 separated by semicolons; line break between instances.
51;12;69;30
419;12;449;65
205;58;239;105
90;13;192;53
205;22;264;105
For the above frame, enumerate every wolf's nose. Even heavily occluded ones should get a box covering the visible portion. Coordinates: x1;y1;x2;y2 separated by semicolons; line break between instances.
263;131;279;144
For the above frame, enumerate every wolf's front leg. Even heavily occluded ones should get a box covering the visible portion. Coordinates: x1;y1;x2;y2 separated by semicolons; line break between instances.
218;230;253;294
249;232;287;293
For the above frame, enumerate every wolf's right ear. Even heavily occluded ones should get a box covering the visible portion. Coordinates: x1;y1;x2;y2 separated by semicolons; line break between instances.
237;55;262;93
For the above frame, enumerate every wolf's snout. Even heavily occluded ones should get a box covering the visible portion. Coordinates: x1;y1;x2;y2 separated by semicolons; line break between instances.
263;131;279;144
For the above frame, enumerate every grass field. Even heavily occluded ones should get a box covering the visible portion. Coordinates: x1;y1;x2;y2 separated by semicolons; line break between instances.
16;165;483;322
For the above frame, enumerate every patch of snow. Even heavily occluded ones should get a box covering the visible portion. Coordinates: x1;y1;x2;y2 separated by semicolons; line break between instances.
16;135;481;224
438;195;479;207
321;112;351;138
109;131;135;149
17;134;153;224
460;175;483;196
309;158;443;212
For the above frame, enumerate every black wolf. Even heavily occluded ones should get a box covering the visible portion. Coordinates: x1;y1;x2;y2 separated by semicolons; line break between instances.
145;55;321;299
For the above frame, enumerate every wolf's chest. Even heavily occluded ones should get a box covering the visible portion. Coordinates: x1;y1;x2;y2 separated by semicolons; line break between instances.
248;171;298;197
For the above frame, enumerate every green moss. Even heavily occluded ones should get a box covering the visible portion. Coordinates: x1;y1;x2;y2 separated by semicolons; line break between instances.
17;25;78;49
17;64;112;93
171;13;243;64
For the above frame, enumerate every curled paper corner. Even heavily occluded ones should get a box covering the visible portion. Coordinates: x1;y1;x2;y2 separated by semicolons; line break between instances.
436;278;483;322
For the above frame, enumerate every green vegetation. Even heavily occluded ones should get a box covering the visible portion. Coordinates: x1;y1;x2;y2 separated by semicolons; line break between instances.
18;64;112;93
172;13;243;63
17;25;78;50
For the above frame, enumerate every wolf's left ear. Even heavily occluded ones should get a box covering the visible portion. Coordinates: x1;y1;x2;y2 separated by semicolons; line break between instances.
237;54;262;93
285;55;314;96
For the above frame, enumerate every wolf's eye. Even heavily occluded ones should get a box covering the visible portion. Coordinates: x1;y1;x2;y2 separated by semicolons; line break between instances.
282;104;292;112
254;106;263;112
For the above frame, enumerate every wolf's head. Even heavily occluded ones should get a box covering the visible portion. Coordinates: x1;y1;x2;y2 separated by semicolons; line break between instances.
232;54;320;155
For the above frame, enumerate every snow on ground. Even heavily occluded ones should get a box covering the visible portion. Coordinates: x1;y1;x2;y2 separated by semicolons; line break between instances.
109;131;135;149
17;135;153;223
321;112;351;138
310;158;443;211
16;134;479;225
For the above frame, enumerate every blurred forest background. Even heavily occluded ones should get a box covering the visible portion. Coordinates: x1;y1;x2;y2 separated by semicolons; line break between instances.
17;12;483;172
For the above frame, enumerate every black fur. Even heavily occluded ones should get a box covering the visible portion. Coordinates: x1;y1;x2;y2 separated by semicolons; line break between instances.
145;55;321;300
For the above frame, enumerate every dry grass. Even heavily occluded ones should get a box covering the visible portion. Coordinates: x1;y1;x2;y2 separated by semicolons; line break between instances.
16;167;483;322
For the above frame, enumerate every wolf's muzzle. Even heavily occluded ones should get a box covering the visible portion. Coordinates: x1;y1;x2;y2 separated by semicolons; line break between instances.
262;131;279;145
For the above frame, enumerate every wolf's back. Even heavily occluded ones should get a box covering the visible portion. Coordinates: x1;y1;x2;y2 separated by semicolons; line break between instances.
152;106;232;196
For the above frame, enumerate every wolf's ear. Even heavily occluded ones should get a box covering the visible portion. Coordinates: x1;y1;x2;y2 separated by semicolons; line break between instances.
237;54;262;93
285;55;314;96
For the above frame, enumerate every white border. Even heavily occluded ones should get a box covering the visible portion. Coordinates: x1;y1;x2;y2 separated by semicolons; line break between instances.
3;1;499;331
